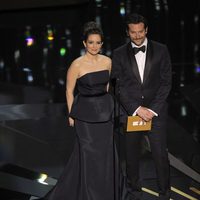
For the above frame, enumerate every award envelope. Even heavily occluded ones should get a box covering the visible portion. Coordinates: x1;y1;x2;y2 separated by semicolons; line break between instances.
126;116;152;132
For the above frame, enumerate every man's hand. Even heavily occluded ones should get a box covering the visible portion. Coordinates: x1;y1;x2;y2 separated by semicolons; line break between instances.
136;106;155;121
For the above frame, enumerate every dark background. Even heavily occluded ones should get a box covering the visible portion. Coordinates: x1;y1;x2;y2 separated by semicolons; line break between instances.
0;0;200;140
0;1;200;198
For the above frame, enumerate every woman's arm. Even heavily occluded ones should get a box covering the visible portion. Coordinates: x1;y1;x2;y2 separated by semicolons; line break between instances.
66;61;79;126
107;58;112;92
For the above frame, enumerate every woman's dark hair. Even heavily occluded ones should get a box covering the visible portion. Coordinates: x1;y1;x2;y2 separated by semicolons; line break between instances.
82;21;104;42
125;13;148;30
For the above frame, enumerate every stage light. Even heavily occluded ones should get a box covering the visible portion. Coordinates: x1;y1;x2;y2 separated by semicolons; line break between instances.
194;15;199;23
195;65;200;73
106;50;111;56
14;50;20;63
25;26;34;47
47;25;54;41
43;47;48;56
37;173;48;185
95;16;101;25
65;29;71;36
0;60;4;69
22;67;34;82
22;68;31;72
66;39;72;48
154;0;161;11
45;25;55;48
95;0;102;7
80;48;85;55
48;35;54;41
26;37;34;46
27;74;33;82
58;78;65;85
163;0;169;11
181;105;187;117
60;48;66;56
120;7;125;16
120;2;125;16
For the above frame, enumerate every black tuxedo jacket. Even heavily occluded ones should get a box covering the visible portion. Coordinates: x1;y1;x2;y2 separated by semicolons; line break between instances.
111;40;172;117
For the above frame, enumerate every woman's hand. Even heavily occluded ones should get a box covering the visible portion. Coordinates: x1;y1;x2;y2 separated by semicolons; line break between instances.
69;117;75;127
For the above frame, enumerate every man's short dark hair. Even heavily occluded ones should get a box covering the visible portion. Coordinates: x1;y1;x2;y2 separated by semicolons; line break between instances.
125;13;148;30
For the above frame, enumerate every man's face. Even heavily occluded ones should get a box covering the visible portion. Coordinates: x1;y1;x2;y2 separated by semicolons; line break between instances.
127;23;147;46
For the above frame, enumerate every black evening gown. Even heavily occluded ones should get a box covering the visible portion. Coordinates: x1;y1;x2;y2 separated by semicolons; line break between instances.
42;70;119;200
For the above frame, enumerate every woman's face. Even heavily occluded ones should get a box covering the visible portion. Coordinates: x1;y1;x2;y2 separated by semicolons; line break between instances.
83;34;103;55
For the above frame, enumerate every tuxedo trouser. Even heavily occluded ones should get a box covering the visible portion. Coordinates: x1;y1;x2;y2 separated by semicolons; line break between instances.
125;112;170;195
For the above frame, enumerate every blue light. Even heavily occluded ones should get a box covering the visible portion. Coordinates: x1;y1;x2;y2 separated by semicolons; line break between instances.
195;66;200;73
27;74;34;82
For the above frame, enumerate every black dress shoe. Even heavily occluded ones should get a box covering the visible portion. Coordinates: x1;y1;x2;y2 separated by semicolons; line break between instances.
158;190;171;200
128;190;142;200
128;196;141;200
158;195;170;200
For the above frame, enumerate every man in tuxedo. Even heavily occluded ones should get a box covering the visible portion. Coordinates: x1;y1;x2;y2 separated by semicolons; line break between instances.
111;13;172;200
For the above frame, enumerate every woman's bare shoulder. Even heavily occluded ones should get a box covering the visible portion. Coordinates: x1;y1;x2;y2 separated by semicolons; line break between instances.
99;54;111;62
68;56;85;71
71;56;84;67
98;54;111;68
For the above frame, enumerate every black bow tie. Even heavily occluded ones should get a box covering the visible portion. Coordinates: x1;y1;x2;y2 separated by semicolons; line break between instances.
133;45;146;55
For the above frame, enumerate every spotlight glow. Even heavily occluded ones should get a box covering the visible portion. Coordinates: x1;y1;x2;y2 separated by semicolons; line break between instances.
120;7;125;16
37;174;48;185
60;48;66;56
26;37;34;46
47;35;54;41
195;66;200;73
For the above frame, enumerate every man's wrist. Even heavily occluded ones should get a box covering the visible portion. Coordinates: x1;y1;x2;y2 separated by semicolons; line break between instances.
148;109;158;116
132;106;141;116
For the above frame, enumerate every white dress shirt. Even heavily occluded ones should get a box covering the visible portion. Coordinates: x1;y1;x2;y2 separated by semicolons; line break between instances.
131;38;158;117
131;38;147;83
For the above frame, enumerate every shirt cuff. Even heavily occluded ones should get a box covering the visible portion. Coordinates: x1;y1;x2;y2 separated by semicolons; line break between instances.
132;106;141;116
148;109;158;116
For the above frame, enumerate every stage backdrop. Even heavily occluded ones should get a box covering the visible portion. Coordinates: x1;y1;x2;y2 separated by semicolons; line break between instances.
0;0;89;11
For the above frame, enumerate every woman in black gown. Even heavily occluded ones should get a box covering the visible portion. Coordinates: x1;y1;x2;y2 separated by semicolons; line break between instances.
41;21;119;200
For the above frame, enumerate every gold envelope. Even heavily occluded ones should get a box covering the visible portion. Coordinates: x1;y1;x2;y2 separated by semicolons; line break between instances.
126;116;152;132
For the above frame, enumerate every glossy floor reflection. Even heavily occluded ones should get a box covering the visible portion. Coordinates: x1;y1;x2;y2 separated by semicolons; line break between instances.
0;84;199;199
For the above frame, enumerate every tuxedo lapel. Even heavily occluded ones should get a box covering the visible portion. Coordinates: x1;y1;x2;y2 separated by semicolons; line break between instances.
143;41;153;84
127;43;142;83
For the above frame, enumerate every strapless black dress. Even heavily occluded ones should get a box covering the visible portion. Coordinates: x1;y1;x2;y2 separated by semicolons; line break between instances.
43;70;119;200
70;70;114;122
